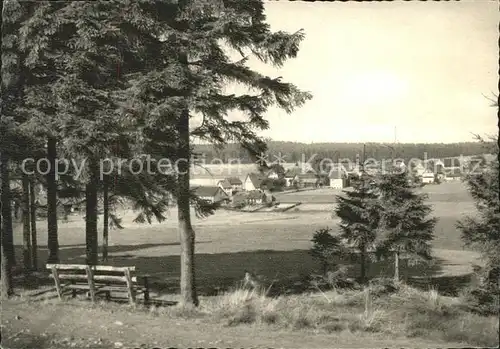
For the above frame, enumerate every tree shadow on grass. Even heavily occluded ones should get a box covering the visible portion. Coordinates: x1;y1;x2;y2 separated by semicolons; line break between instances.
14;245;474;299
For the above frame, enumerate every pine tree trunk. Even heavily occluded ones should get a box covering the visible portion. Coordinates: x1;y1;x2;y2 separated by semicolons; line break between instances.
22;173;32;271
322;261;328;276
1;226;14;298
102;176;109;262
29;178;38;271
1;153;14;297
360;244;367;285
393;250;400;282
85;158;99;265
0;152;15;266
46;137;59;263
177;104;198;307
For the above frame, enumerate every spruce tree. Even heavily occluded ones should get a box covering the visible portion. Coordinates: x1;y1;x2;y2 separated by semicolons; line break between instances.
335;173;379;284
123;0;311;306
19;1;180;265
457;136;499;310
1;0;34;295
18;0;311;305
375;169;436;282
17;1;70;264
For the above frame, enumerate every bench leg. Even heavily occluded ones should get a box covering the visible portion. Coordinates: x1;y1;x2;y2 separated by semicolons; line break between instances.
124;269;136;304
85;266;96;303
51;266;63;300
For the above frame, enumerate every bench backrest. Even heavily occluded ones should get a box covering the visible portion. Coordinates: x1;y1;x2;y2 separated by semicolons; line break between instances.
46;264;139;284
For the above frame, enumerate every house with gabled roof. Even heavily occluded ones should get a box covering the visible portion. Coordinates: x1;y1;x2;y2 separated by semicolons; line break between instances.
421;170;435;184
226;177;243;191
297;171;318;188
217;179;232;195
243;173;267;191
283;167;302;187
328;168;348;189
193;186;229;204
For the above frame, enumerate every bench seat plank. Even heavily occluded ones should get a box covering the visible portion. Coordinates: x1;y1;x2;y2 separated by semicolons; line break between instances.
47;264;135;272
64;283;147;293
51;274;138;283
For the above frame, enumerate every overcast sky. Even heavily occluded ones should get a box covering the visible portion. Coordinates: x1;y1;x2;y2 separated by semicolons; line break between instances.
221;1;498;144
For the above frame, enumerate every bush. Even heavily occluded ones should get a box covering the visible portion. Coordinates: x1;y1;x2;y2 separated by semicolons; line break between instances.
459;286;499;316
233;201;246;209
309;266;358;290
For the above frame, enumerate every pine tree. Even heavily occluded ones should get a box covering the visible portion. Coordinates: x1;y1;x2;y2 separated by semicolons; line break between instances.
123;0;311;306
1;0;28;296
310;227;344;275
375;169;436;282
457;136;499;309
17;0;311;305
20;1;141;265
335;173;379;284
17;1;71;264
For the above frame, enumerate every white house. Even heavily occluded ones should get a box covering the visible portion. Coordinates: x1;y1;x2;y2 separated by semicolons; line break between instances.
421;170;435;184
243;173;266;191
328;168;348;189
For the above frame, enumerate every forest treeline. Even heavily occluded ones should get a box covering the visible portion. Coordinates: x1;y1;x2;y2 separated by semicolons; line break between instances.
194;141;494;163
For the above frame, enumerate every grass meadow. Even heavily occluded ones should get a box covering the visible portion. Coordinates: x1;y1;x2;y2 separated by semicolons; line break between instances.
4;281;498;348
7;181;498;348
12;181;480;297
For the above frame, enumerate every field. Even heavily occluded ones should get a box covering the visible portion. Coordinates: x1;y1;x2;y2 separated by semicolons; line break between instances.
12;181;480;299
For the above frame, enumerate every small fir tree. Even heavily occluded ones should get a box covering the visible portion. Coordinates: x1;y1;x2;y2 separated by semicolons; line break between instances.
375;168;436;282
335;172;379;284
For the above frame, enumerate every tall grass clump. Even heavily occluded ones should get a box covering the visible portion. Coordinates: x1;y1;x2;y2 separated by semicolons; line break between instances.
203;285;279;326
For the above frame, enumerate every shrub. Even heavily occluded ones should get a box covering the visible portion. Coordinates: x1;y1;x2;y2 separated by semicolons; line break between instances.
309;266;358;291
459;286;498;316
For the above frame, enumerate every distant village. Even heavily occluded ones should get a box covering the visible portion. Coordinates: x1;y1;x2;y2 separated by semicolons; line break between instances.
190;154;494;208
14;153;493;217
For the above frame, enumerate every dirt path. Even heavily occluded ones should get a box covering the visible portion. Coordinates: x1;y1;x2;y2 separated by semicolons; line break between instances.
2;299;470;349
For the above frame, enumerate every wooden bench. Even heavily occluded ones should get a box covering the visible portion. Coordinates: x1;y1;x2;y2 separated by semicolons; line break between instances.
46;264;150;305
